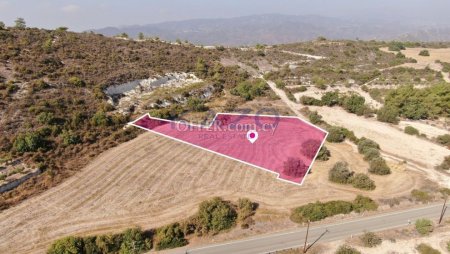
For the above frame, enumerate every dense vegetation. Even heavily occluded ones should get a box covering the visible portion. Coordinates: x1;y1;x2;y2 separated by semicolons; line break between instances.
290;195;377;223
416;243;441;254
415;219;434;236
328;162;376;190
48;197;257;253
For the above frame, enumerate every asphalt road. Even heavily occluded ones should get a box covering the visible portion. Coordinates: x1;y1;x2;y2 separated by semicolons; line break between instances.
177;203;448;254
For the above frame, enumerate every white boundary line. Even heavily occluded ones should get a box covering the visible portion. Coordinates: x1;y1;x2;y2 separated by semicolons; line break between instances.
128;113;328;186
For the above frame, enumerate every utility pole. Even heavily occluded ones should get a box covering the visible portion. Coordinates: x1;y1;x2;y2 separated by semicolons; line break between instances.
303;220;310;253
439;196;448;225
304;229;329;253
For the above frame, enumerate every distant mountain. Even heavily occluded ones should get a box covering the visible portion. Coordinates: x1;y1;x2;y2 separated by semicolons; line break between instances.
90;14;450;45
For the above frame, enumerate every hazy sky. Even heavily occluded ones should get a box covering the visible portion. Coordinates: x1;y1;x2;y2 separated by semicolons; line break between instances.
1;0;450;31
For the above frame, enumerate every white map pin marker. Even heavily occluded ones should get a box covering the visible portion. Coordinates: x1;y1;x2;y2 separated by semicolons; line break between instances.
246;130;259;144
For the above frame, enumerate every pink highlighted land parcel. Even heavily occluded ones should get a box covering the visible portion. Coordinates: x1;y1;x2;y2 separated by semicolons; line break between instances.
130;113;327;185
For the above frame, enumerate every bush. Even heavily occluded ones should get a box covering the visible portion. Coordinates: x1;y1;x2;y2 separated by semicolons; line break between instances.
321;91;340;106
329;162;353;184
197;197;237;234
411;189;433;203
61;130;81;146
47;236;85;254
290;196;377;224
342;94;366;115
13;131;47;152
436;156;450;170
377;106;399;124
90;111;111;126
388;41;405;51
335;245;361;254
300;96;323;106
283;157;308;177
95;234;123;253
447;241;450;252
362;148;381;161
416;243;440;254
404;126;419;135
351;173;376;191
352;195;378;212
326;126;346;143
419;50;430;56
120;228;149;254
368;157;391;175
37;112;55;125
186;97;208;112
415;219;434;236
357;138;380;154
308;111;323;125
230;79;268;101
67;76;86;87
154;223;187;251
359;232;382;247
436;134;450;147
316;146;331;161
301;139;322;159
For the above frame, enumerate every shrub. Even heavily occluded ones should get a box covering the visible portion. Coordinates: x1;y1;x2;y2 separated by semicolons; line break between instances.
335;245;361;254
404;126;419;135
197;197;237;234
283;157;308;177
301;139;322;159
416;243;440;254
154;223;187;251
61;130;81;146
230;79;268;100
362;148;381;161
326;126;346;143
411;189;433;203
419;50;430;56
329;162;353;184
120;228;149;254
47;236;85;254
357;138;380;154
13;131;47;152
377;105;399;124
388;41;405;51
308;111;323;125
67;76;86;87
300;96;323;106
95;234;123;253
316;146;331;161
360;232;382;247
37;112;55;125
186;97;208;112
447;241;450;252
368;157;391;175
321;91;340;106
352;195;378;212
436;134;450;147
90;111;111;126
237;198;256;228
436;156;450;170
415;219;434;236
351;173;376;191
342;94;366;115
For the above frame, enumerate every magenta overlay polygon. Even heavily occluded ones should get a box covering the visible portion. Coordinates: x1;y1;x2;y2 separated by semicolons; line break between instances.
130;113;327;185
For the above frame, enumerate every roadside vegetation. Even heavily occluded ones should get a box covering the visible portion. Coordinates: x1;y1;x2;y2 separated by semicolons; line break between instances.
359;231;382;248
416;243;441;254
335;245;361;254
290;195;377;223
415;218;434;236
47;197;257;253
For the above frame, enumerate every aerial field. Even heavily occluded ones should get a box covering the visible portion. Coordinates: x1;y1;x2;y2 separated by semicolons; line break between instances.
0;131;424;253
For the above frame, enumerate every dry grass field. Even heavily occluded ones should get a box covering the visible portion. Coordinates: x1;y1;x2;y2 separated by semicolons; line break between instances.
0;129;425;253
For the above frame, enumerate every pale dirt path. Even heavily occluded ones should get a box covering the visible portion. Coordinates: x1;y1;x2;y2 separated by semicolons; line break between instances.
266;79;449;187
280;50;326;60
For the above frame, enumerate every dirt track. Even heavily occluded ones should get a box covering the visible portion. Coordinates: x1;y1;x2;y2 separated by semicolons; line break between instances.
0;130;423;253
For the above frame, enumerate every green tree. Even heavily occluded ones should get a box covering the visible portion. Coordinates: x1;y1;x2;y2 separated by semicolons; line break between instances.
415;219;434;236
90;111;111;126
377;105;399;124
321;91;340;106
342;94;366;115
197;197;237;234
61;130;81;146
119;228;147;254
352;195;378;212
186;97;207;112
316;146;331;161
351;173;376;190
154;223;187;250
368;157;391;175
47;236;85;254
326;126;346;143
195;59;208;78
329;162;353;184
138;32;144;40
14;17;26;29
0;21;5;30
13;132;46;152
96;234;123;253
